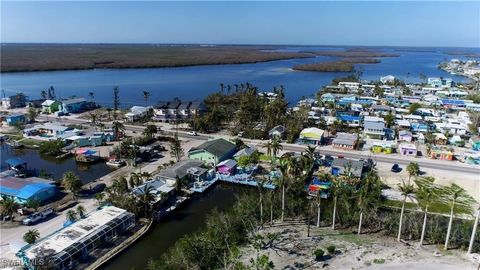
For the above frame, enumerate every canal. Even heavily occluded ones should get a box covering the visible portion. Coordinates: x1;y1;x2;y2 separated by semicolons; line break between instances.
102;184;245;270
0;145;114;184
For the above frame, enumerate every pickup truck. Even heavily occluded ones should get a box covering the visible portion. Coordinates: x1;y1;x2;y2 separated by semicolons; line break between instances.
22;208;55;226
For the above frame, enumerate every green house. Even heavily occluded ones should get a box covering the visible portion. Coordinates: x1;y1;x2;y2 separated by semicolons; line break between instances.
41;99;61;114
188;138;236;165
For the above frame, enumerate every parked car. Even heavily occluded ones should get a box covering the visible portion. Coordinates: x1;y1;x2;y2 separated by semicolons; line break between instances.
391;164;402;173
82;183;106;196
22;208;54;226
187;131;198;136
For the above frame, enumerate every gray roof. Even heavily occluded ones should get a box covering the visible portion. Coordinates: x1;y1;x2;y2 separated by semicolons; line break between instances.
332;132;357;146
331;158;364;178
158;160;204;179
364;121;385;130
233;147;257;158
178;102;192;110
62;97;86;105
190;101;205;110
269;125;286;134
189;138;236;158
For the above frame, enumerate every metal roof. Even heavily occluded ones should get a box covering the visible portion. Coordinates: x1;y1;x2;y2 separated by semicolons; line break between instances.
189;138;236;158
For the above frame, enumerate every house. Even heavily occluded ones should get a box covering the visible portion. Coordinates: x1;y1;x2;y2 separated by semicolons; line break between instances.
188;138;237;165
469;136;480;151
65;134;104;147
131;179;175;204
0;176;58;204
363;116;385;139
268;125;286;139
154;100;204;123
233;146;257;159
397;130;413;142
189;101;206;117
61;97;87;113
178;102;192;119
411;122;430;133
370;104;392;115
41;100;61;114
23;123;77;140
5;113;26;126
3;94;28;109
430;147;454;161
331;158;364;178
398;143;417;156
433;133;448;145
449;135;464;147
428;77;453;88
332;133;357;150
125;106;149;122
395;119;411;130
216;159;237;175
338;114;361;127
299;127;325;145
17;206;135;270
158;160;207;185
371;142;395;154
320;93;336;103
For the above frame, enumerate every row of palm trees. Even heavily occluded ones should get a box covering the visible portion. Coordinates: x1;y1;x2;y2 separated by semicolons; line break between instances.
257;145;478;253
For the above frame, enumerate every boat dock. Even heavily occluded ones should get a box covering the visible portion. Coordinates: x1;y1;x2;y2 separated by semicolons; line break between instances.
190;173;276;193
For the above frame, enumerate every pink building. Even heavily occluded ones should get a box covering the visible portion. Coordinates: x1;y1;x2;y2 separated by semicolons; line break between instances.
216;159;237;175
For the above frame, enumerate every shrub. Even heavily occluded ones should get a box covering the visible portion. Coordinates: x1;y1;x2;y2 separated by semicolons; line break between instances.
373;258;385;264
326;245;336;254
313;249;324;261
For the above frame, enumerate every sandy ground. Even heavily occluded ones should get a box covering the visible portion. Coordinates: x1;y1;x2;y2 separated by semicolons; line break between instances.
240;220;479;270
376;161;480;202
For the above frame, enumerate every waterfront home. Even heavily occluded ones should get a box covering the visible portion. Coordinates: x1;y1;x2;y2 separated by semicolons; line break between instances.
0;176;58;204
158;160;207;185
398;143;417;156
131;178;175;204
4;113;26;126
363;116;386;139
64;134;104;147
17;206;135;270
188;138;236;165
338;114;361;127
320;93;336;103
397;130;413;142
23;123;78;140
61;97;87;113
428;77;453;88
125;106;150;122
299;127;325;145
1;94;28;109
153;100;204;122
338;82;360;91
268;125;286;139
216;159;237;175
41;99;61;114
430;147;454;161
469;136;480;151
331;158;364;178
332;132;357;150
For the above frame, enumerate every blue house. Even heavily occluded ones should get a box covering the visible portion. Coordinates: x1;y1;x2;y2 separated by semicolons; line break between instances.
6;113;26;126
0;176;58;204
321;93;336;103
411;122;431;133
62;97;87;113
338;114;361;127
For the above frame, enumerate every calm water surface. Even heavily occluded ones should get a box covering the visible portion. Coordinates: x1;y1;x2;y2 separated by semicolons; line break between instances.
1;46;476;106
102;184;245;270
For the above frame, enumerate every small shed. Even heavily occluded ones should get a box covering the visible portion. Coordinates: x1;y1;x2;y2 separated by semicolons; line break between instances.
216;159;237;175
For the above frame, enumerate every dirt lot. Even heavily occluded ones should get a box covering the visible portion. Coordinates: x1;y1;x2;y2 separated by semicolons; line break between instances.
239;221;479;270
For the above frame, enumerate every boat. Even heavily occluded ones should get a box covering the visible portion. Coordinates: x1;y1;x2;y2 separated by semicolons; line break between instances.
75;148;100;163
106;159;126;168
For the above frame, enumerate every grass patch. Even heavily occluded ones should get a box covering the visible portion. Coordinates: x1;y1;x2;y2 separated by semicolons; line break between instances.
382;199;466;215
373;258;386;264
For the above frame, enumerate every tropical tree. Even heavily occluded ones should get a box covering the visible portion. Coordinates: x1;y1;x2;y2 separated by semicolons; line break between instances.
406;162;420;184
76;205;86;218
137;184;156;218
61;171;82;200
315;189;322;228
27;107;38;123
143;124;157;140
415;177;439;245
257;177;269;227
94;192;105;206
25;198;41;212
384;112;395;128
442;183;475;250
170;133;184;162
23;229;40;244
397;181;415;241
357;171;382;234
0;196;19;221
40;90;47;100
143;90;151;106
278;158;289;222
112;121;125;140
468;205;480;254
66;209;78;222
270;138;283;163
113;86;120;120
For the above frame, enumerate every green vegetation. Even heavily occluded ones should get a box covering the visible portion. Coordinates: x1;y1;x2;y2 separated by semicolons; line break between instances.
38;139;65;156
0;195;19;221
293;61;354;72
313;249;325;261
373;258;386;264
61;171;82;200
326;245;336;254
23;229;40;244
1;44;313;72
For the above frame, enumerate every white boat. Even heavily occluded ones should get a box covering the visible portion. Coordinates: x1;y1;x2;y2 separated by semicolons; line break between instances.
106;159;126;168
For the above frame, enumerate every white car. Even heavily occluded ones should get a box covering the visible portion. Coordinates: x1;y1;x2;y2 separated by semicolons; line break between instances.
187;131;198;136
22;208;54;226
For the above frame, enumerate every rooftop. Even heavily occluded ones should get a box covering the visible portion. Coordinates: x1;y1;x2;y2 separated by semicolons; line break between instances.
189;138;236;158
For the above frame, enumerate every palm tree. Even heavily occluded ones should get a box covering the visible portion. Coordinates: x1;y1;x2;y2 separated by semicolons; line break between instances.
357;171;382;234
0;196;19;222
257;177;269;227
397;181;415;241
330;176;345;230
94;193;105;206
415;177;438;245
25;198;41;212
143;124;157;140
315;189;322;228
406;162;420;184
66;209;78;222
267;189;275;225
442;183;475;250
468;205;480;254
138;185;156;218
62;171;82;201
142;90;151;106
270;138;283;163
23;229;40;244
112;121;125;140
76;205;86;218
40;90;47;100
278;158;289;222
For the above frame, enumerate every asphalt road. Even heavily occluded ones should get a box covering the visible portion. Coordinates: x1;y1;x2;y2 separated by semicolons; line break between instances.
37;115;480;174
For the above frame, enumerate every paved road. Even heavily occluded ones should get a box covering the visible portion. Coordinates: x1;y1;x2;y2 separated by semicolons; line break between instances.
37;115;480;174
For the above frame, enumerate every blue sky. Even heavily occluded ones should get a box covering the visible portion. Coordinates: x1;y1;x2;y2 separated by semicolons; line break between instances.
1;1;479;47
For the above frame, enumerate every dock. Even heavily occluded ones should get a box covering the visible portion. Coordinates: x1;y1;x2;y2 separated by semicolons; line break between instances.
190;174;276;193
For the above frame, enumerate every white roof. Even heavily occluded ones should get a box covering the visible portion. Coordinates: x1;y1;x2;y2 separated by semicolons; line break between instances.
364;116;385;123
396;120;411;127
23;206;129;260
41;100;56;106
300;127;325;139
